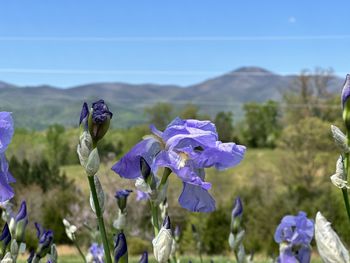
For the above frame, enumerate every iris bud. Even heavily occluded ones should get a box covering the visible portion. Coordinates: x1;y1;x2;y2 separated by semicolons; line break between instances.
1;252;13;263
138;251;148;263
114;233;128;263
79;102;89;131
14;201;28;243
231;197;243;234
331;125;350;153
152;216;173;263
34;223;54;259
114;189;133;213
0;224;11;257
342;75;350;130
77;131;93;167
88;100;113;145
140;158;157;190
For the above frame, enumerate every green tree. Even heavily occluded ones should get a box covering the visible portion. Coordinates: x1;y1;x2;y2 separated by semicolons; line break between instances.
144;102;174;130
242;100;281;148
46;124;69;166
214;111;234;142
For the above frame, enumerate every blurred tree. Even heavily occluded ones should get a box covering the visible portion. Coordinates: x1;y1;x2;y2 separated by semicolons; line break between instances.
180;103;200;119
214;111;234;142
242;100;281;148
144;102;174;130
46;124;69;166
283;68;340;123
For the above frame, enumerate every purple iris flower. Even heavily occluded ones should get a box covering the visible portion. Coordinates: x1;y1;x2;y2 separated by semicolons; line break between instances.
89;243;104;263
91;99;113;124
342;74;350;108
112;117;246;213
35;222;54;258
274;212;314;263
0;112;15;203
232;197;243;218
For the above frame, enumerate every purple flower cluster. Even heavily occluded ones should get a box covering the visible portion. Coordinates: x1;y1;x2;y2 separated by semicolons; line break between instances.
112;117;246;212
0;112;15;203
274;211;314;263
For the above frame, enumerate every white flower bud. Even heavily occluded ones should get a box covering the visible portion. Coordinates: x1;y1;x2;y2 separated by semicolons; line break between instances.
0;252;13;263
315;212;350;263
10;239;18;256
152;217;173;263
331;156;350;189
8;218;15;236
90;175;105;214
228;230;245;250
113;210;127;230
77;131;93;167
18;243;26;254
85;148;100;177
331;125;350;153
62;219;77;241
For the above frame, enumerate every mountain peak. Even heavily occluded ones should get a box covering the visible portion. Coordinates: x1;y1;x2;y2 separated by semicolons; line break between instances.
232;66;273;75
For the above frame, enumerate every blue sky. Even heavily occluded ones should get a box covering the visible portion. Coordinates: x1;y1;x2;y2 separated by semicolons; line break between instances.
0;0;349;87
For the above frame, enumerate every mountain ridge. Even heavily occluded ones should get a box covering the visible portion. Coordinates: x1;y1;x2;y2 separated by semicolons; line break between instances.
0;66;343;129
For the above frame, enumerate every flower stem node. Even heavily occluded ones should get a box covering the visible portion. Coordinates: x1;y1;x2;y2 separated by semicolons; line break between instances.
152;216;173;263
85;149;100;177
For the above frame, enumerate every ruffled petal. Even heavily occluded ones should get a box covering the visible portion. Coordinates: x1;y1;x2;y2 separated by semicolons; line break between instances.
112;138;161;179
178;182;215;212
0;112;14;154
195;142;246;170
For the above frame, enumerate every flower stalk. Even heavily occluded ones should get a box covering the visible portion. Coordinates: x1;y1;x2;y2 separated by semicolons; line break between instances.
88;175;112;263
342;132;350;222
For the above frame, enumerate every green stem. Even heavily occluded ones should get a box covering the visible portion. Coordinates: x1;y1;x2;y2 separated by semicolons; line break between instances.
150;201;160;236
88;176;113;263
74;240;87;263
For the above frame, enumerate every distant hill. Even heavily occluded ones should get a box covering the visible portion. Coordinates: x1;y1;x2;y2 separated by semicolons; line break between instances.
0;67;343;130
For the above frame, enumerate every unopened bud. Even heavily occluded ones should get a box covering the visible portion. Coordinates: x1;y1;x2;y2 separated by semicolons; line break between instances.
152;216;173;263
85;149;100;177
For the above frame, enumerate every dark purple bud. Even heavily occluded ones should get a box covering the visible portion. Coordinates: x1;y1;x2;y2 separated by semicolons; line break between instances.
88;99;113;144
27;249;35;263
162;215;171;230
139;251;148;263
232;197;243;218
35;222;54;259
91;99;113;124
140;157;151;180
15;201;28;242
342;75;350;108
115;189;133;212
0;223;11;249
79;102;89;126
114;232;128;263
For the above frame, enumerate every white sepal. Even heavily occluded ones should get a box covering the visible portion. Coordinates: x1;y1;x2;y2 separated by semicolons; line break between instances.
331;156;350;189
89;175;105;214
152;227;173;263
85;148;100;177
0;252;13;263
77;131;93;167
315;212;350;263
63;218;77;241
331;125;350;153
113;210;127;230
